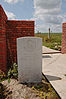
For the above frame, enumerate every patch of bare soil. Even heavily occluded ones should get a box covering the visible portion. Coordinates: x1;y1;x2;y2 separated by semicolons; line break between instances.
1;76;60;99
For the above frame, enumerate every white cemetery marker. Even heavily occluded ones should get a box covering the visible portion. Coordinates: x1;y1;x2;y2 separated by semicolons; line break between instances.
17;37;42;83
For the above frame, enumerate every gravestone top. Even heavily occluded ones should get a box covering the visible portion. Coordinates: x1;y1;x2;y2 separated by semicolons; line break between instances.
17;37;42;39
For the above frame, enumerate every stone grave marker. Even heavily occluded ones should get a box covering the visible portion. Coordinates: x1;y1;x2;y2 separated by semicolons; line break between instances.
17;37;42;83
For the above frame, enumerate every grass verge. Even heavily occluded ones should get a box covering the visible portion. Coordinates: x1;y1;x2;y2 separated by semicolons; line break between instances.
35;33;62;51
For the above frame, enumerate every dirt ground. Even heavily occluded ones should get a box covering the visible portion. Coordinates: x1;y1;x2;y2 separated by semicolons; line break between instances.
1;76;60;99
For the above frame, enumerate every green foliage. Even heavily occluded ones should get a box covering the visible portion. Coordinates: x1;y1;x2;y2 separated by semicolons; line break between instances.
0;70;6;82
32;83;59;99
35;33;62;51
31;75;59;99
0;63;18;82
7;63;18;80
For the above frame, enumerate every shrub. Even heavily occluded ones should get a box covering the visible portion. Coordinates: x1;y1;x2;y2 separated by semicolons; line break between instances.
0;70;6;81
7;63;18;79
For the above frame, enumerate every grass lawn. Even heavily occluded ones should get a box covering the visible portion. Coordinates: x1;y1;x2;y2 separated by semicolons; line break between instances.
35;33;62;50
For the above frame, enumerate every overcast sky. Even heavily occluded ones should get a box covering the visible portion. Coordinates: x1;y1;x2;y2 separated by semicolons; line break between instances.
0;0;66;33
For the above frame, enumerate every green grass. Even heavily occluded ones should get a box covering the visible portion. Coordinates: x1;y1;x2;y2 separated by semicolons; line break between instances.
31;75;60;99
35;33;62;50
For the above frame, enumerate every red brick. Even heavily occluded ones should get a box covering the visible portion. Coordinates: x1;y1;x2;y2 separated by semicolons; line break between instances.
62;23;66;53
0;5;34;72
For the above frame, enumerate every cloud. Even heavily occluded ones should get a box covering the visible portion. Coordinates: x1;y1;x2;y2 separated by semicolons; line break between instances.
5;11;16;20
36;23;62;33
32;0;66;32
34;0;61;9
44;15;63;24
63;14;66;22
35;14;66;33
34;0;61;15
4;0;24;4
34;14;66;33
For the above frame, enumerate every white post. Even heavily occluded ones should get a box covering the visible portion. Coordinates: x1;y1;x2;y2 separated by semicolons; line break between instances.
48;28;50;39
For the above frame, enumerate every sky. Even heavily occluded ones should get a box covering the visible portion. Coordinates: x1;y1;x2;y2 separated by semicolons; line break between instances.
0;0;66;33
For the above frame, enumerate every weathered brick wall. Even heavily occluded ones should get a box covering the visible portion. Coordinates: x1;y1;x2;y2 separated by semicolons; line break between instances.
62;23;66;53
0;5;7;72
6;21;34;66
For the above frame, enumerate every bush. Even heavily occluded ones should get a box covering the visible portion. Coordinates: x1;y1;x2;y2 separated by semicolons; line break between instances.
7;63;18;79
0;70;6;81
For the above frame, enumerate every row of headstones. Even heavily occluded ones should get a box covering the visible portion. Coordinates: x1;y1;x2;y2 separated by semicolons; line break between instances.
17;37;42;83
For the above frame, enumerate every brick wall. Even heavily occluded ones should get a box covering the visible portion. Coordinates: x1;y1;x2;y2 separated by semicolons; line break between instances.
0;5;34;72
0;5;7;72
6;21;34;66
62;23;66;53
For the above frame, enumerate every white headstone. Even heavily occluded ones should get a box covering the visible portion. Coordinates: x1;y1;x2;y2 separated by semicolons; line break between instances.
17;37;42;83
